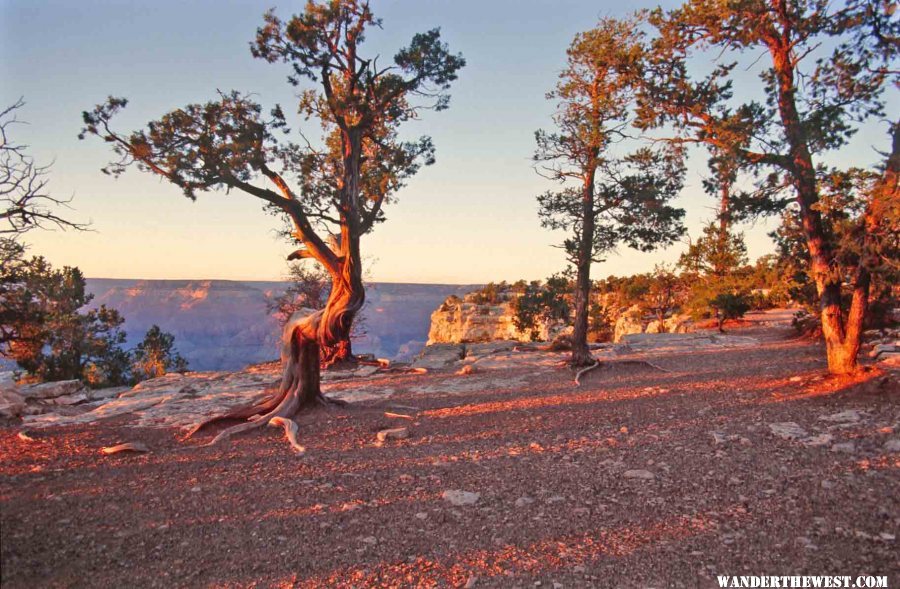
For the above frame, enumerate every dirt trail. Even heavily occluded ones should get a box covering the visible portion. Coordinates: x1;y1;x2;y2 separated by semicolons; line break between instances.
1;310;898;588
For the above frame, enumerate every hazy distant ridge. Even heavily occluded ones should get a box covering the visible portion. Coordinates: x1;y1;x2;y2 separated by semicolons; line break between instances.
85;279;476;371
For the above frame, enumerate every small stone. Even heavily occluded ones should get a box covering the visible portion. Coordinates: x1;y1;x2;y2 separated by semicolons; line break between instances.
802;433;834;447
376;427;409;442
819;410;864;424
442;489;480;506
831;442;856;454
515;496;534;508
623;469;655;480
769;422;807;440
878;533;895;542
883;439;900;452
415;512;428;520
190;486;201;493
361;536;377;545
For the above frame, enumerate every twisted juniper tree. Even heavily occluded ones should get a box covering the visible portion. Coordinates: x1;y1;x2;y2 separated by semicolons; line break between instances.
639;0;897;374
535;16;686;366
81;0;463;448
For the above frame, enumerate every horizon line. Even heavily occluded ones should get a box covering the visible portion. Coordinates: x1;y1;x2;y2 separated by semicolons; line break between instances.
85;276;484;287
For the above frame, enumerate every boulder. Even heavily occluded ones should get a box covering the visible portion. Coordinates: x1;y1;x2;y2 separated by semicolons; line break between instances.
0;371;17;387
871;342;899;359
17;380;86;401
0;389;26;418
879;353;900;370
52;392;91;406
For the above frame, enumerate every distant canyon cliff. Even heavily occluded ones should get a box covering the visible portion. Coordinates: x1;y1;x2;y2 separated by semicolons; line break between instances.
85;279;475;372
427;289;693;345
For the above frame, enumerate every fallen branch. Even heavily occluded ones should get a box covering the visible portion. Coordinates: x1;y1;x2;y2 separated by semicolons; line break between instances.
101;442;150;455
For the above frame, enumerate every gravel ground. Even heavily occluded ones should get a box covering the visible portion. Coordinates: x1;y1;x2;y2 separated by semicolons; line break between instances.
1;310;898;588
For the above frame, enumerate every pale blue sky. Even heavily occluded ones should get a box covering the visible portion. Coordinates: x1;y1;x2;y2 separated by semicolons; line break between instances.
1;0;893;283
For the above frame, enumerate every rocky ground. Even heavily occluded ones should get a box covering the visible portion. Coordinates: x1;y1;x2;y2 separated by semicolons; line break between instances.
1;309;898;588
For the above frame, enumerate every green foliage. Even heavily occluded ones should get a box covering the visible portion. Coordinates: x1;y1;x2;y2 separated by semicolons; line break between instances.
132;325;188;382
639;0;897;363
641;264;684;330
709;292;751;331
534;15;686;264
1;240;188;387
679;223;748;279
0;240;131;387
511;276;571;341
470;282;508;305
587;301;614;343
640;0;894;187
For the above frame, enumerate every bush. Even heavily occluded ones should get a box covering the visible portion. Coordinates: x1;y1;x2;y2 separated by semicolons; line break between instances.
709;292;751;332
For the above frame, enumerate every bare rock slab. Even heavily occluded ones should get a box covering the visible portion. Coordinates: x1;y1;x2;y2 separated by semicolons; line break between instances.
412;344;465;371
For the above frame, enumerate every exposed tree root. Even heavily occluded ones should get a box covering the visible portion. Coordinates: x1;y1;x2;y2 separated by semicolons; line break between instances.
617;359;671;373
317;394;349;408
574;357;671;386
268;417;306;454
183;298;369;451
574;359;601;386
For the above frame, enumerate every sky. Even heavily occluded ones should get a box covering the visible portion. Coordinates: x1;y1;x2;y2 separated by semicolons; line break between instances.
1;0;894;284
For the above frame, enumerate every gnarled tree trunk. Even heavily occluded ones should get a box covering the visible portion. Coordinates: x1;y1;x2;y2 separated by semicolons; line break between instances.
321;337;354;367
185;255;364;449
